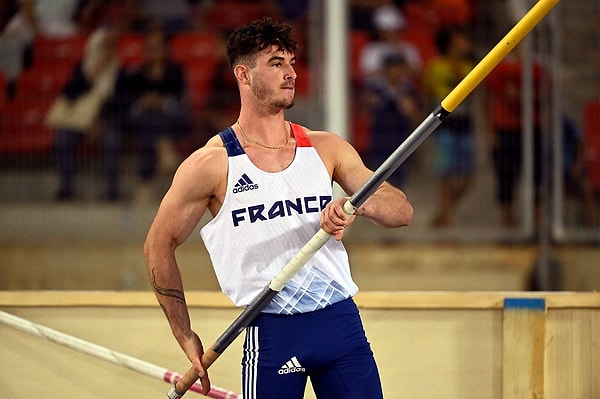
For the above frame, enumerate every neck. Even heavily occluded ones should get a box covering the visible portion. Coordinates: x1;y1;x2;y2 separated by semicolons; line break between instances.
237;108;287;134
236;115;290;150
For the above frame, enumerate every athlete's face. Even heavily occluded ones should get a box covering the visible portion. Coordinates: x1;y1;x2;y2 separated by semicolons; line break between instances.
249;46;296;109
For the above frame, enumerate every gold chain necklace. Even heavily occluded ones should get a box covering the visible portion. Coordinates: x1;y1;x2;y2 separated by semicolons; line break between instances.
237;120;289;150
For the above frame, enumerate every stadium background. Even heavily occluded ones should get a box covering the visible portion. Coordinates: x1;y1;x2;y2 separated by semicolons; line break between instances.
0;1;598;398
1;0;597;292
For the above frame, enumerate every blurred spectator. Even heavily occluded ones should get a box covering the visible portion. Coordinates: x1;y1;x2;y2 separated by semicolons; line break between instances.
72;0;139;34
0;0;81;99
485;49;543;228
350;0;405;32
51;27;131;201
362;51;421;186
71;0;191;35
135;0;193;34
0;0;18;30
561;116;598;227
358;2;422;81
266;0;310;22
90;0;149;33
128;27;191;202
264;0;310;45
200;32;239;142
14;0;81;37
72;0;110;34
422;26;474;227
583;99;600;202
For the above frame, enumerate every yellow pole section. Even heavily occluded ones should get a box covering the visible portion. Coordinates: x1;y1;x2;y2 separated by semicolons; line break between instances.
441;0;560;112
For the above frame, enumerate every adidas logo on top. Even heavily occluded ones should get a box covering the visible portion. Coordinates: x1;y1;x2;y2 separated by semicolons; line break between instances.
278;356;306;375
233;173;259;194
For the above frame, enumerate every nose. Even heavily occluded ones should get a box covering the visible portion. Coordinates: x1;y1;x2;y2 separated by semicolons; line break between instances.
285;64;297;81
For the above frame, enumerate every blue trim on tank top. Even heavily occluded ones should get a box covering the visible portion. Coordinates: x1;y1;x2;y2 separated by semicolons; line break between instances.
219;127;245;156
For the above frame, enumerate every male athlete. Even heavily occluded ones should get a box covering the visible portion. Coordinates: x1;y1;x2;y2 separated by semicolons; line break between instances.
144;17;413;398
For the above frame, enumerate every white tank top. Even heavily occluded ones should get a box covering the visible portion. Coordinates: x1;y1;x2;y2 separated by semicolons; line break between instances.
200;123;358;314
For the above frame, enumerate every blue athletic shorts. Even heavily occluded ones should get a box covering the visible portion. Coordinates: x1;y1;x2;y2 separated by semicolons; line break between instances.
241;297;383;399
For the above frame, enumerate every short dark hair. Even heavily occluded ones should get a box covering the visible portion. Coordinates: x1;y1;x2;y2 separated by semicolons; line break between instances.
226;17;298;69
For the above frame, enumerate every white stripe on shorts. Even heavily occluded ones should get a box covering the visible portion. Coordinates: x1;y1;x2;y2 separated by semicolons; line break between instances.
244;326;259;399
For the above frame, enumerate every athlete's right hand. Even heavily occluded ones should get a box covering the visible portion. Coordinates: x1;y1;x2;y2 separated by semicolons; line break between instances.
182;331;211;394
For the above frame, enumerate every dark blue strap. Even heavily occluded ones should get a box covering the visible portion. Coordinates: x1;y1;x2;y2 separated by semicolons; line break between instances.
219;127;245;157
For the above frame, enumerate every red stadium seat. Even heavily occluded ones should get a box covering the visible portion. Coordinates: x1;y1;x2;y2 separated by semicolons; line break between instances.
0;73;6;109
350;30;370;85
404;27;437;65
33;36;86;69
186;64;218;116
15;66;71;102
431;0;472;28
0;99;55;153
171;32;219;67
205;1;265;31
403;2;439;64
349;30;373;153
583;99;600;190
170;33;220;116
293;63;310;96
118;34;144;68
403;2;438;32
0;37;84;154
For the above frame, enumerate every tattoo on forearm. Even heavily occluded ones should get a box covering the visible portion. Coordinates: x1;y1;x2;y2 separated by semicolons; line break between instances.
151;268;186;304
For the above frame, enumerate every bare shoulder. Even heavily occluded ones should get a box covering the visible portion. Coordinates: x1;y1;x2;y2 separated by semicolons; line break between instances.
170;135;228;199
297;126;356;156
181;135;226;173
300;126;361;167
296;125;373;195
302;127;348;147
146;135;229;244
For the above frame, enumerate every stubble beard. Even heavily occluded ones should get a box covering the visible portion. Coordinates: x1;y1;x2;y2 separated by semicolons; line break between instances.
252;78;295;110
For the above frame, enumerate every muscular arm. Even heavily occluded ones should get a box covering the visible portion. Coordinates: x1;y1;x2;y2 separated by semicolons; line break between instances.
143;142;225;393
144;157;207;337
311;130;413;236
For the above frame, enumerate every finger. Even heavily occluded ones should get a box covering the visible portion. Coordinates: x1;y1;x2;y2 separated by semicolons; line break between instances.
333;228;345;241
197;369;210;395
321;202;348;234
321;219;341;235
326;209;346;228
199;372;211;395
332;201;350;221
192;359;210;395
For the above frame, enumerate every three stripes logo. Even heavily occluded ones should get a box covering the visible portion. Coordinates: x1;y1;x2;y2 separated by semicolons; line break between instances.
278;356;305;375
232;173;259;194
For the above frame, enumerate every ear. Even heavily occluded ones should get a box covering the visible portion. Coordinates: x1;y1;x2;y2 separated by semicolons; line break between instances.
234;64;250;85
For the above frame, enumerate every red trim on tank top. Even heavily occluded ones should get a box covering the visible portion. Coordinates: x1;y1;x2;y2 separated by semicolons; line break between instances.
290;123;312;147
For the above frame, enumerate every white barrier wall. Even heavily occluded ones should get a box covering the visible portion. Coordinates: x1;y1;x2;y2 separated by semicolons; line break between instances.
1;291;598;399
